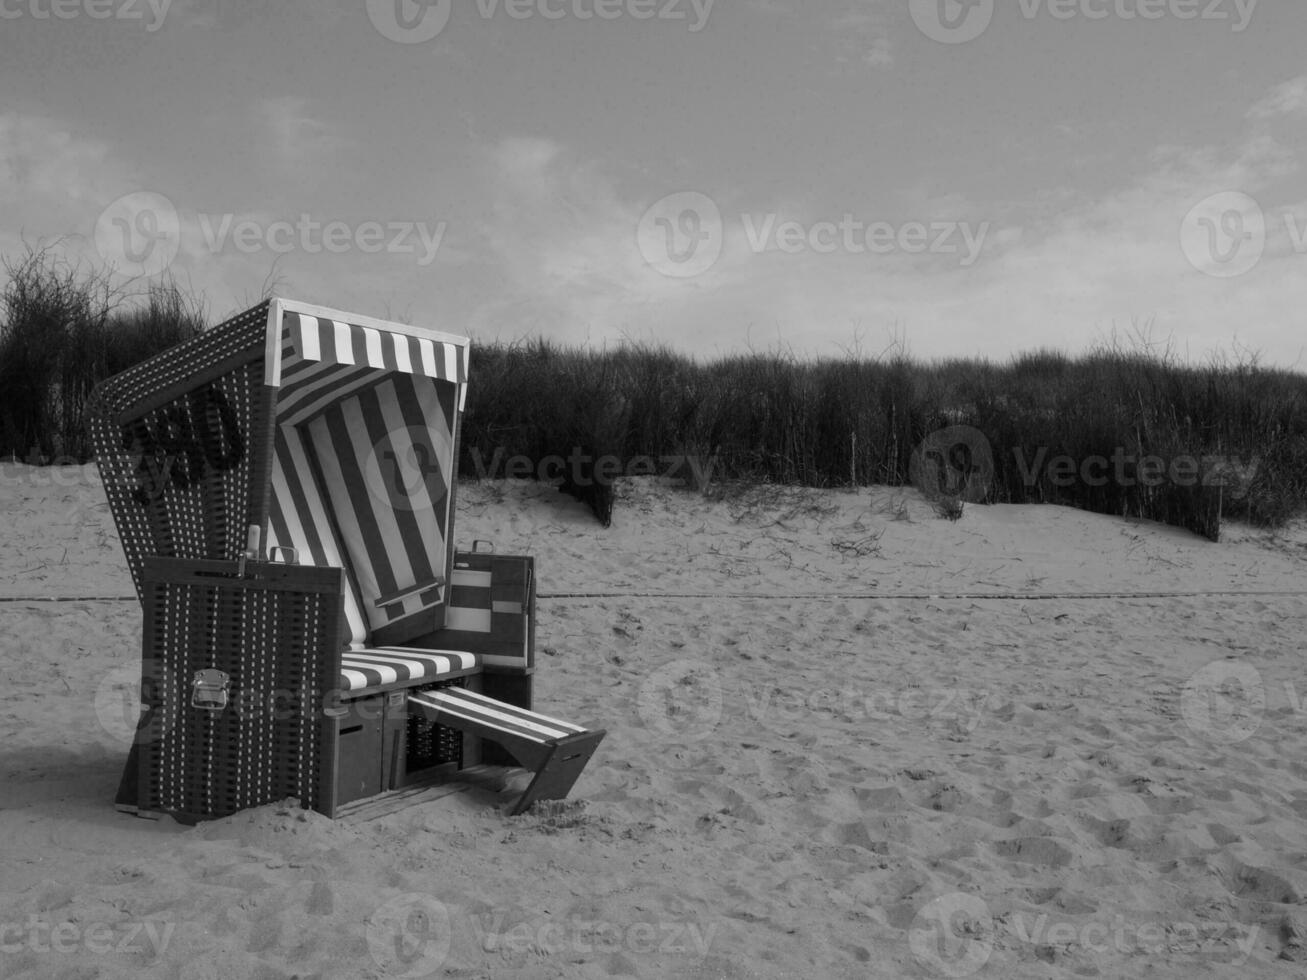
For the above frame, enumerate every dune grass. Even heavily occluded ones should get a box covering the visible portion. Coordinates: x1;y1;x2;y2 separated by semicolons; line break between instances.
2;247;1303;540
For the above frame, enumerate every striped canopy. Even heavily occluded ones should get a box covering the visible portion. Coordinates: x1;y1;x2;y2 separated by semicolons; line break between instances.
263;300;469;647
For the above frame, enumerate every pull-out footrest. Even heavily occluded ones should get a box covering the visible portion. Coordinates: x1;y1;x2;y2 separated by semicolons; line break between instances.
408;688;605;815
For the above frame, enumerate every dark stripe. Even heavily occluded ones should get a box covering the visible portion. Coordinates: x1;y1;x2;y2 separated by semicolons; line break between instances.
365;379;434;595
349;322;369;367
322;398;397;602
449;585;492;609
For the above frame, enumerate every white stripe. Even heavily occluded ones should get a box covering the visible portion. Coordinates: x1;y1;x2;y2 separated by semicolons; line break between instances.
342;659;399;686
421;690;574;739
333;320;355;365
365;326;385;369
446;607;492;633
453;688;585;733
451;569;492;589
441;343;456;380
419;339;438;378
301;314;320;361
374;647;478;669
412;693;553;742
340;668;371;691
393;333;412;374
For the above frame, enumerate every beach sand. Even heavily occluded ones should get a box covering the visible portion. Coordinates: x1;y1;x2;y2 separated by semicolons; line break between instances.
2;462;1306;978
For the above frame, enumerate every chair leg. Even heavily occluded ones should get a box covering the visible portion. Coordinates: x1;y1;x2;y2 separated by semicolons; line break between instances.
508;729;607;816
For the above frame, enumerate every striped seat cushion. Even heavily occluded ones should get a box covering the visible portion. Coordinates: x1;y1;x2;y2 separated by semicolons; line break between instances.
408;688;587;744
340;648;481;694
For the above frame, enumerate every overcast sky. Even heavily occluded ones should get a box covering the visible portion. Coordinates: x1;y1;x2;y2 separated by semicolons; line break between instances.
2;0;1305;367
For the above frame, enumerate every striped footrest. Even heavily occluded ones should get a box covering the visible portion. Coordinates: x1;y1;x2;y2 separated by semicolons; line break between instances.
408;688;605;815
340;648;481;695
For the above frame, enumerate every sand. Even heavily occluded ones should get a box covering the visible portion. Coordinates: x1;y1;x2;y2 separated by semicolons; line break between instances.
2;461;1307;979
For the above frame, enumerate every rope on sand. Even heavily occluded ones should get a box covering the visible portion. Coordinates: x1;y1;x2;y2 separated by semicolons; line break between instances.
1;589;1304;604
537;589;1307;600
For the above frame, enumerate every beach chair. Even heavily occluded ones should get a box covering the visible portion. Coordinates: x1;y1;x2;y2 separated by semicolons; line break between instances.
88;298;604;821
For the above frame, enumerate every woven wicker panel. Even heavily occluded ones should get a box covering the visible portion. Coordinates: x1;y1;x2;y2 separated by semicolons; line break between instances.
88;303;272;599
139;558;343;821
406;677;466;772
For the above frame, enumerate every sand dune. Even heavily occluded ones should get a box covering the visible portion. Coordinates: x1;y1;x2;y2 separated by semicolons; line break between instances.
2;463;1306;978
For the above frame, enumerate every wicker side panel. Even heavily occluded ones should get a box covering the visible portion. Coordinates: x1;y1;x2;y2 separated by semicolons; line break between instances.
139;561;342;821
88;302;272;599
91;359;271;598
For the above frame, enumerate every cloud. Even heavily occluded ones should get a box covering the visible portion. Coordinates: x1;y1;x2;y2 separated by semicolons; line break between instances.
466;70;1307;367
258;96;340;173
1247;75;1307;120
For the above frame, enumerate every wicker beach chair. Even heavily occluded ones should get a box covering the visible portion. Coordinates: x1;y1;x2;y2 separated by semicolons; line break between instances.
89;298;604;821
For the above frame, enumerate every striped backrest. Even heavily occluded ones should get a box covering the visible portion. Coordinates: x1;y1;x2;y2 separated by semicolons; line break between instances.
304;374;455;636
268;426;370;645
